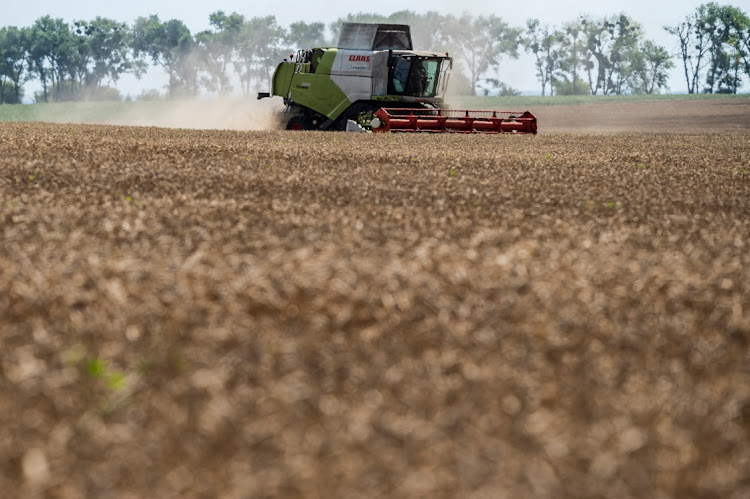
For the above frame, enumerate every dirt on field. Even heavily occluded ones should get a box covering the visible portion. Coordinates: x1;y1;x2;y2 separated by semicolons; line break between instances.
1;104;750;498
534;97;750;134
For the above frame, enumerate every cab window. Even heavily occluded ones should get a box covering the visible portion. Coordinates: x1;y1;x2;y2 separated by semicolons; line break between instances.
391;58;412;93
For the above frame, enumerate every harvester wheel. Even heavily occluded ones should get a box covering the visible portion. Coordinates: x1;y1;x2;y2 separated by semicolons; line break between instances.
286;115;314;131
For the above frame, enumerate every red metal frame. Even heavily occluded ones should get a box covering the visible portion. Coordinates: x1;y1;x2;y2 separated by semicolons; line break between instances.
372;108;537;134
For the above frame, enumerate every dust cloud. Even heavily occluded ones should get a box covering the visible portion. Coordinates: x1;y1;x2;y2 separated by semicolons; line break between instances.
29;97;286;131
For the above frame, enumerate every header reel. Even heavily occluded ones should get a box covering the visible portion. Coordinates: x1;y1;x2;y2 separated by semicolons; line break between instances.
369;108;537;134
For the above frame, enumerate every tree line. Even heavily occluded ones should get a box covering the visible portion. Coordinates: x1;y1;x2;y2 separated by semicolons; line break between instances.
1;3;748;104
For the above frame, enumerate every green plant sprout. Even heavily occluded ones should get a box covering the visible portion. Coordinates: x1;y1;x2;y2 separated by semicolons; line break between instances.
86;357;127;392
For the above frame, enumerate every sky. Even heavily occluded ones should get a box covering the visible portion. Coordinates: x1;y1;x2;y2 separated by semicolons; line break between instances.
6;0;750;96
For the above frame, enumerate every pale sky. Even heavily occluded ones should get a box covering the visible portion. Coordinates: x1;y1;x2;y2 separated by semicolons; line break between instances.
6;0;750;95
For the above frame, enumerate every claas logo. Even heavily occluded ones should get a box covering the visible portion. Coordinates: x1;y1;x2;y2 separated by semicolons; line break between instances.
348;55;371;62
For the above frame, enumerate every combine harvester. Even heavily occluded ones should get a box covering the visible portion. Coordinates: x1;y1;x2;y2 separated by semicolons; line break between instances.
258;23;536;134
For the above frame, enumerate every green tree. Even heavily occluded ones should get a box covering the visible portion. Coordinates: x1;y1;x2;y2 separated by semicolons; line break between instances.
742;22;750;81
628;40;674;94
233;16;285;96
664;8;712;93
559;20;589;95
196;11;245;95
195;31;229;95
524;19;563;96
285;21;326;50
132;15;198;98
0;26;32;104
28;16;80;102
73;17;140;90
554;78;590;95
69;22;90;98
667;3;750;94
699;3;749;93
0;81;24;104
582;14;643;95
444;14;521;96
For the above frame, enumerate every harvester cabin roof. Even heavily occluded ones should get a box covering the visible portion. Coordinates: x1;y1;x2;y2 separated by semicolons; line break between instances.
337;23;413;51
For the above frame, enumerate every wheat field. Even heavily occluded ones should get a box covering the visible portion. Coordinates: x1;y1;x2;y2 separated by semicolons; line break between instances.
1;101;750;497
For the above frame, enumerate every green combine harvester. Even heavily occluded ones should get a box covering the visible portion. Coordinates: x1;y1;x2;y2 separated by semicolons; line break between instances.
258;23;537;134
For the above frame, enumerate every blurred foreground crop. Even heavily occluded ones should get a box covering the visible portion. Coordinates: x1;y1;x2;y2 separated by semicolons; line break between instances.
1;119;749;497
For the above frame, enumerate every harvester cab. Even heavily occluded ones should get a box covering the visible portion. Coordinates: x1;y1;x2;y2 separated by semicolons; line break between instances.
258;23;536;134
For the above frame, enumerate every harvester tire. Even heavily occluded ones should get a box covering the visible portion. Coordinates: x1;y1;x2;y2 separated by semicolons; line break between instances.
286;115;314;131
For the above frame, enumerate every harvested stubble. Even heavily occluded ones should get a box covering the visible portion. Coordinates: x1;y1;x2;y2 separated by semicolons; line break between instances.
1;121;749;498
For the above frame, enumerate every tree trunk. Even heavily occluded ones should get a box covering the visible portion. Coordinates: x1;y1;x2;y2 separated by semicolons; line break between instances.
571;38;578;95
169;70;175;99
690;31;707;94
469;49;478;96
682;51;693;94
40;68;49;103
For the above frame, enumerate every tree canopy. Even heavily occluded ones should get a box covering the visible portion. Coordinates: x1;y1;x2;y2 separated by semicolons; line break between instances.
665;2;750;94
0;5;748;104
